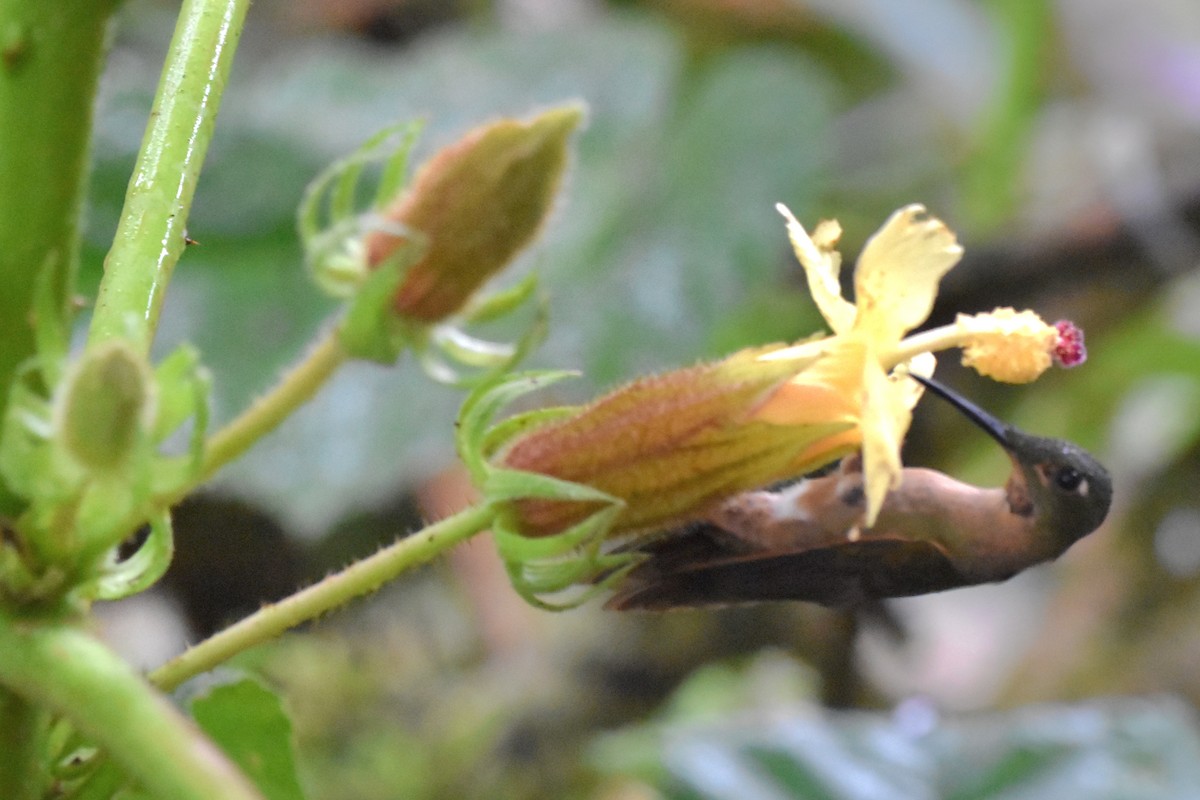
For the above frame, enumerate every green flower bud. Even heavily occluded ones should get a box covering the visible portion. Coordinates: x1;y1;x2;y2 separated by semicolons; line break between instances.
59;342;152;472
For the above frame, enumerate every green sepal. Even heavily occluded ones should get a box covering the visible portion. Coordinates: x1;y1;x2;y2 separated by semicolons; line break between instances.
479;405;577;461
151;345;209;444
0;365;68;503
336;240;423;364
298;121;423;299
411;273;546;388
74;472;144;559
457;369;634;609
493;504;634;610
32;253;69;389
148;344;211;497
84;512;173;601
484;467;618;508
460;270;539;325
431;327;518;369
455;369;580;484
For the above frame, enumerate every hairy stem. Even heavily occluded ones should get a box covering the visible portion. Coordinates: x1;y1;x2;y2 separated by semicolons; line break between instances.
150;504;495;691
199;328;347;485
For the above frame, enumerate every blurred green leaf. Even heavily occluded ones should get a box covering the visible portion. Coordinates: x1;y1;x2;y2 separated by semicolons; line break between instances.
596;695;1200;800
960;0;1051;232
190;678;305;800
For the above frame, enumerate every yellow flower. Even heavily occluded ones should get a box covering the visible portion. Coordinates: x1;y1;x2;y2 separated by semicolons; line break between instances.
754;204;962;523
492;204;1080;540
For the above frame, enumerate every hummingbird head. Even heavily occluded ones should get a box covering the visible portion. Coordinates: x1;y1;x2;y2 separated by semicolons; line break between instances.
912;374;1113;545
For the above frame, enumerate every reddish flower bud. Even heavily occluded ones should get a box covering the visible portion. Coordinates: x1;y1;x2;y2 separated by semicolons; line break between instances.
366;106;582;322
496;348;854;538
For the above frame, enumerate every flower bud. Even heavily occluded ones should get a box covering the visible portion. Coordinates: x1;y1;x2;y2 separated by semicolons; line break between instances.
496;347;853;538
59;342;153;472
366;106;583;322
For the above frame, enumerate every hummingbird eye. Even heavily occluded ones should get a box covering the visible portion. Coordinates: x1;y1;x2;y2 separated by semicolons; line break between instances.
1054;466;1084;492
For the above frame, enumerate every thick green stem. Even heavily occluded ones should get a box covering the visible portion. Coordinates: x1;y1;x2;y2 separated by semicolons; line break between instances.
88;0;251;353
150;504;495;691
0;687;46;800
0;0;119;513
0;614;263;800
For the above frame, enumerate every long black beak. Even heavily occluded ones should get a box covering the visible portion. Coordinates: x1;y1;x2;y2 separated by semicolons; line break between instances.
909;373;1015;450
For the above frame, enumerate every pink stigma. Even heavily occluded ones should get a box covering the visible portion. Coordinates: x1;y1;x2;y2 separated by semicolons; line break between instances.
1053;320;1087;367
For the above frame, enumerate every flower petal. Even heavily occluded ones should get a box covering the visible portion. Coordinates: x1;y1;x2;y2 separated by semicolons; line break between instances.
776;203;856;335
753;338;865;426
859;356;924;525
854;204;963;343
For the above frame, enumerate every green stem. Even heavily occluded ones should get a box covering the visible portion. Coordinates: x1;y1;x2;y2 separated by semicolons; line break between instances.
150;504;495;691
0;0;119;514
0;687;45;800
99;328;345;563
198;328;348;485
88;0;251;353
0;614;263;800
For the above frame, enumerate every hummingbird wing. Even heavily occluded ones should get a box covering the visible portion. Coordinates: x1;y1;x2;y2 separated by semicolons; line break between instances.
606;522;971;611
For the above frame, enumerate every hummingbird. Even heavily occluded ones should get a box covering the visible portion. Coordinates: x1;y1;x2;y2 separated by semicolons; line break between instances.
607;375;1112;611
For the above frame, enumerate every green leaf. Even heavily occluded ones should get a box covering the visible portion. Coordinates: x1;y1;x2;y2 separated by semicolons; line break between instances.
190;678;305;800
960;0;1051;232
593;694;1200;800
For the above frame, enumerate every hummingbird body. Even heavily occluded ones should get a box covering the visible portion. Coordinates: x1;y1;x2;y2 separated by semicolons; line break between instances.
607;377;1112;611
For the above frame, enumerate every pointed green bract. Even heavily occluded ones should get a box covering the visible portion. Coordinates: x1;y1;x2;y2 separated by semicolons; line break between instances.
297;121;423;299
